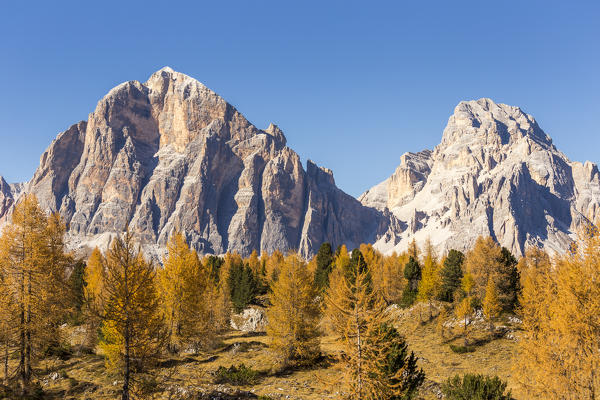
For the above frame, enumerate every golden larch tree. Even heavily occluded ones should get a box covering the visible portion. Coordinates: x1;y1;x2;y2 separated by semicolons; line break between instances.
482;276;501;333
455;272;475;346
463;236;502;299
515;229;600;398
99;230;166;400
0;194;71;393
266;252;320;366
417;239;441;319
157;232;205;353
83;247;106;349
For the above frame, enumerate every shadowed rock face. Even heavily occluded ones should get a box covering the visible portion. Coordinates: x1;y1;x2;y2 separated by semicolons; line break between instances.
360;98;600;256
4;67;393;258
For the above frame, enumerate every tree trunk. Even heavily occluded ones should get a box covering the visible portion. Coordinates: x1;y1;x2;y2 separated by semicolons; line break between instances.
19;272;26;393
25;272;32;385
463;317;468;347
355;303;362;400
122;320;130;400
4;336;8;385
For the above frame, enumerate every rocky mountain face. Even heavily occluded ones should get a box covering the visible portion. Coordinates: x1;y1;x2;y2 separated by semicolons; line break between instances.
3;67;394;258
360;98;600;256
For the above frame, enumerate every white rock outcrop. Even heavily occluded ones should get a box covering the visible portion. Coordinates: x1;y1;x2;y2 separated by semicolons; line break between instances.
360;98;600;256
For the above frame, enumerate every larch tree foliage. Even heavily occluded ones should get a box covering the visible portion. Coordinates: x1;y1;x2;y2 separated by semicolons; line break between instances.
439;249;464;302
417;239;441;319
83;247;106;349
515;229;600;399
325;251;424;400
313;242;334;291
99;230;166;400
455;272;475;346
267;253;320;367
407;238;419;260
381;253;406;304
482;277;501;333
211;256;232;333
0;194;72;393
463;236;502;300
0;261;16;385
266;250;285;284
158;232;214;353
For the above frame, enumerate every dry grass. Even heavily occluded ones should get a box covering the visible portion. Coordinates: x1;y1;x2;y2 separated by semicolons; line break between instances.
2;304;530;399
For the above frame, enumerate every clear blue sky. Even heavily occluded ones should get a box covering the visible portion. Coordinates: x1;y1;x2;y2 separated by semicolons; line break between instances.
0;0;598;196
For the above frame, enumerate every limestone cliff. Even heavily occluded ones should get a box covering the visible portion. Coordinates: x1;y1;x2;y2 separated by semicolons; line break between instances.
360;98;600;256
4;67;392;258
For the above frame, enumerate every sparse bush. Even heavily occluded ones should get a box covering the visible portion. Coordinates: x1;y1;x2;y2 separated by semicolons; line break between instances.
449;344;475;354
442;374;513;400
42;340;73;360
214;364;260;386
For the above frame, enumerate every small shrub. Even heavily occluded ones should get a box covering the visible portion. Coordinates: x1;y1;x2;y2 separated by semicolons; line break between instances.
214;364;260;386
399;288;417;308
43;340;73;360
442;374;514;400
449;344;475;353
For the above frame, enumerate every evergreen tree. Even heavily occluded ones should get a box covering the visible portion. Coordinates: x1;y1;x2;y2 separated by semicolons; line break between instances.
439;249;464;302
227;257;259;313
313;242;334;291
204;255;224;284
99;230;166;400
403;256;421;290
267;253;320;366
68;260;86;321
401;256;421;307
370;324;425;400
495;247;520;312
442;374;514;400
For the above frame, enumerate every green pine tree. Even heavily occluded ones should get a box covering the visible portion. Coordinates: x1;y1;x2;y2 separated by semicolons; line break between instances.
314;242;334;291
371;324;425;399
401;256;421;307
496;248;520;312
439;249;465;302
228;261;259;313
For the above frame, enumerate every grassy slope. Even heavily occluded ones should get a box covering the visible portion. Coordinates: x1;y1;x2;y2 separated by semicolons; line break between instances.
4;304;529;399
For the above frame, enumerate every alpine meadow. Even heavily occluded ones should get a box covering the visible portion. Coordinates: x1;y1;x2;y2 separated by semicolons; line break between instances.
1;2;599;399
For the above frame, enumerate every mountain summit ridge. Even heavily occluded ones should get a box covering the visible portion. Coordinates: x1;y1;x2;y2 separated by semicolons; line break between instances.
1;68;393;258
360;98;600;256
1;70;597;258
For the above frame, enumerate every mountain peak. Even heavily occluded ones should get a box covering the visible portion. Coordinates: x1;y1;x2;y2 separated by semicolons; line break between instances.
361;99;599;257
440;98;552;152
158;66;175;73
